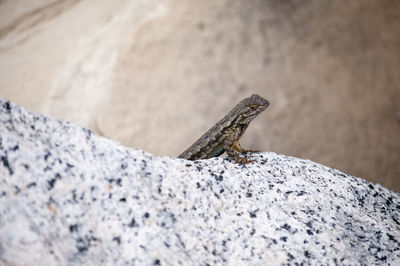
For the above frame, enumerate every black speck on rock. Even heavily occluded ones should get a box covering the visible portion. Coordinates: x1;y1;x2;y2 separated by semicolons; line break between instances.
14;186;20;194
76;237;89;253
48;178;57;190
386;233;396;243
385;197;393;206
304;250;311;258
391;216;400;226
113;236;121;245
3;101;11;112
1;155;13;175
47;173;61;190
26;182;36;188
297;191;306;196
378;256;387;262
44;150;51;161
212;172;223;182
108;178;122;187
128;218;138;228
281;223;291;231
249;210;258;218
69;224;79;233
82;128;92;140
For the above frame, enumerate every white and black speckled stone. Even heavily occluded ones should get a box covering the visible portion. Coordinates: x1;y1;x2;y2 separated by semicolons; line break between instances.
0;99;399;266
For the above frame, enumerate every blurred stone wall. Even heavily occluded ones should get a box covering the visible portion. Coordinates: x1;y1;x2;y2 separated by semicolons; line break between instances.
0;0;399;191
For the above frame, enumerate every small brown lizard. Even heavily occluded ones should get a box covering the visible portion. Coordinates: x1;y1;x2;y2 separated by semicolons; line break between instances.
178;94;269;163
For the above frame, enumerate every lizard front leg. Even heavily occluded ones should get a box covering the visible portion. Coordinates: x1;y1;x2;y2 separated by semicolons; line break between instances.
232;142;259;154
224;134;255;164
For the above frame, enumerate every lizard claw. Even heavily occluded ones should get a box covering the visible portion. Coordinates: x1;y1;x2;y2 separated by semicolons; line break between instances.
233;156;256;164
242;149;260;154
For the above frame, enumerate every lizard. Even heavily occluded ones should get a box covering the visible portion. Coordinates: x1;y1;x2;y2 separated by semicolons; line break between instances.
178;94;269;164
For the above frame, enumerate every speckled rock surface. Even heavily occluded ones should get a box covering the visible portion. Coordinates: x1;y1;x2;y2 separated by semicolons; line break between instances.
0;99;399;266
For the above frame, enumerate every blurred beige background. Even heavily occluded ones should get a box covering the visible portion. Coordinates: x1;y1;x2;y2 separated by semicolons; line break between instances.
0;0;399;191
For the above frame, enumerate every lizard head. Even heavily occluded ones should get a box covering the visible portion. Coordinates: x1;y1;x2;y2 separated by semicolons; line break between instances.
235;94;269;124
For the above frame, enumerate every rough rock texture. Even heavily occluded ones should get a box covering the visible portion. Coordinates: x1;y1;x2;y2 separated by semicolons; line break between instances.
0;100;399;265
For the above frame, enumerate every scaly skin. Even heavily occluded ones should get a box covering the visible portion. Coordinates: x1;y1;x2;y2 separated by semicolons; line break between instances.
178;94;269;163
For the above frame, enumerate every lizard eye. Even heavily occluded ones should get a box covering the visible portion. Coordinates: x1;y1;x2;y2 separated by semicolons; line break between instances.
250;104;258;110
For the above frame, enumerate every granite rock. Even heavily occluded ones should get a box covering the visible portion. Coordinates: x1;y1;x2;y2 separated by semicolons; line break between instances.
0;99;399;265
